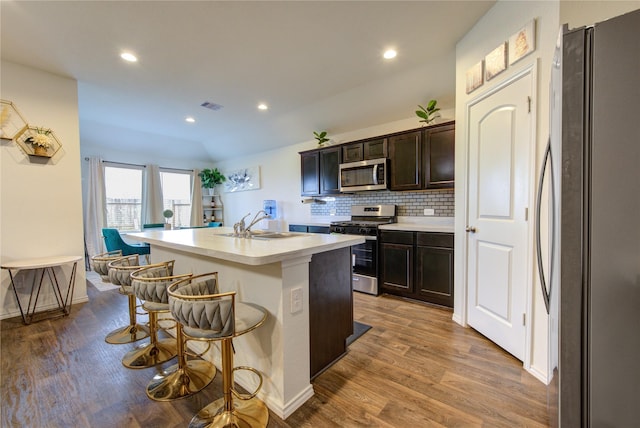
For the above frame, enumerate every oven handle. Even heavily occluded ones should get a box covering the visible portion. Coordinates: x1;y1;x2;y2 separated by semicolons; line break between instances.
364;236;377;241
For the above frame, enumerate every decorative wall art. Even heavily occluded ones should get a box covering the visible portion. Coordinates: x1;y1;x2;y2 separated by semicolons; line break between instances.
0;100;28;141
485;42;508;81
466;61;484;94
224;166;261;192
509;19;536;65
15;126;62;158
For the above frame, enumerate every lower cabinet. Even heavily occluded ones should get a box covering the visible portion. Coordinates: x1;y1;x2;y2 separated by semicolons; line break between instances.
380;230;454;307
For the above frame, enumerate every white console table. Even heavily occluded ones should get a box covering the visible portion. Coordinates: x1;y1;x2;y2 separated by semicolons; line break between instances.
1;255;82;324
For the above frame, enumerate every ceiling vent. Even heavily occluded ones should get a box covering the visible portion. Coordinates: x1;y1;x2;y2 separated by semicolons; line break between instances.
201;101;224;111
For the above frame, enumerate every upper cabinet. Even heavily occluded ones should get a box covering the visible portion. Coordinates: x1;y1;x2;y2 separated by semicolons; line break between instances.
388;130;423;191
341;137;388;163
388;121;455;191
300;146;342;196
299;121;454;195
424;122;455;189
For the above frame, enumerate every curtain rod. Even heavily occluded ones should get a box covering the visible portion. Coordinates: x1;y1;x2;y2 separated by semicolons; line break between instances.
84;157;193;172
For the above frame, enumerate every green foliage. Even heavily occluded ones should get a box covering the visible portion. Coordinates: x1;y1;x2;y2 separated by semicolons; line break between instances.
163;209;174;219
416;99;441;124
313;131;330;145
198;168;226;188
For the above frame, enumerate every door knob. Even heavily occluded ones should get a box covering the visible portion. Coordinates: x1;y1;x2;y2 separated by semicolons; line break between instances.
465;226;477;233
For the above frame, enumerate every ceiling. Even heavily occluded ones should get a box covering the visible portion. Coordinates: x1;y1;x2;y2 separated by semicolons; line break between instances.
1;1;495;162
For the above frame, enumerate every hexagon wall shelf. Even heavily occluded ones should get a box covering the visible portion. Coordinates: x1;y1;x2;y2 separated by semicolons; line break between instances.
15;126;62;158
0;99;28;141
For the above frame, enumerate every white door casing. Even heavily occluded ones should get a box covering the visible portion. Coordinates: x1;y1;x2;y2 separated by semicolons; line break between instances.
466;68;535;361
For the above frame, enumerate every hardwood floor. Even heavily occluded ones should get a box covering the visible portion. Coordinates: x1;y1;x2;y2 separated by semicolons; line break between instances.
1;279;550;427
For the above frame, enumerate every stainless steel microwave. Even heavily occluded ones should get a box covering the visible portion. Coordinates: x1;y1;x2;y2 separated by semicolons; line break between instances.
339;158;388;192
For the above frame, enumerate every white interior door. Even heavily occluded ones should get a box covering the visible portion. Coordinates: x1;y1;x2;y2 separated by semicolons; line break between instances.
466;72;533;361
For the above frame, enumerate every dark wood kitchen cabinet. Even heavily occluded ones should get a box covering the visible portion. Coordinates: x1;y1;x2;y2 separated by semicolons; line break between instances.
415;232;454;307
380;230;454;307
380;231;414;293
388;130;422;191
299;146;341;196
388;121;455;191
424;122;455;189
342;138;388;163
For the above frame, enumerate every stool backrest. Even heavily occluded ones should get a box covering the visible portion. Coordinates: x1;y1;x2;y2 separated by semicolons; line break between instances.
130;262;188;304
107;254;141;286
90;250;123;276
167;273;235;337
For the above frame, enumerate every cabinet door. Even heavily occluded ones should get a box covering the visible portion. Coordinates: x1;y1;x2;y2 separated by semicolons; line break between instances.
380;242;414;293
319;147;341;194
416;245;454;307
388;130;422;190
424;122;455;189
300;151;319;196
363;138;388;160
342;143;363;163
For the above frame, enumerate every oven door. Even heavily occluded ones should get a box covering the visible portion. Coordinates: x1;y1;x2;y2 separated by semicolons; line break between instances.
351;237;379;295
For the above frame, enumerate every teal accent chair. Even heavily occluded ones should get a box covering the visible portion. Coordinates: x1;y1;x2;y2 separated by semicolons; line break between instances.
102;228;150;256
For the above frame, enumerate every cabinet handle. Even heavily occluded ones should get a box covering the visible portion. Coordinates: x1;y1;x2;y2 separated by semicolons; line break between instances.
465;226;476;233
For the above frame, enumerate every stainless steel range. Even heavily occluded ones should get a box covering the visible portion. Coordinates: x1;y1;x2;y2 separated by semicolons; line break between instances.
330;205;396;295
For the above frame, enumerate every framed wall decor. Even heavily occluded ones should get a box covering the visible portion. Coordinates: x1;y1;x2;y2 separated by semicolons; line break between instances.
466;61;484;94
224;166;261;192
509;20;536;65
0;100;28;141
485;42;507;81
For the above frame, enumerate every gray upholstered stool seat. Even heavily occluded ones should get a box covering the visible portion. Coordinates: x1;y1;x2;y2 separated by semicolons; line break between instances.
121;261;185;370
91;250;123;278
168;272;269;428
98;253;150;344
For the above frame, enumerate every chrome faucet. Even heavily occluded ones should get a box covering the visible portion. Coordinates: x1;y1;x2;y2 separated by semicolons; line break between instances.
233;210;271;238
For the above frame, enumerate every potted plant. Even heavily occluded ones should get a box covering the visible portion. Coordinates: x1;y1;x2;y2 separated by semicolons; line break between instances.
198;168;226;195
163;209;174;229
313;131;330;146
25;127;52;156
415;99;441;125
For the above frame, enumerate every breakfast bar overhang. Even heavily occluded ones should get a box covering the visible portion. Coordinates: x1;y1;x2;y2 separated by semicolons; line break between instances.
128;228;364;419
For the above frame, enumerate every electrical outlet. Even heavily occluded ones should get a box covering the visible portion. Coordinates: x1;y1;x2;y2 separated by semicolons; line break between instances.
290;287;303;314
423;208;435;216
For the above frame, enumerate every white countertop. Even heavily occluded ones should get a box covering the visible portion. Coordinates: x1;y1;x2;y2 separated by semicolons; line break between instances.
128;227;364;266
379;216;455;233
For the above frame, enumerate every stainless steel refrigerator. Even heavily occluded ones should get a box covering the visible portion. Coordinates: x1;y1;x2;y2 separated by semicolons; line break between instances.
537;8;640;427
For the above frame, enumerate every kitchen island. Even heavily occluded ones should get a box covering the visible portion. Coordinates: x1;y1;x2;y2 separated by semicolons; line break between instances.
127;227;363;419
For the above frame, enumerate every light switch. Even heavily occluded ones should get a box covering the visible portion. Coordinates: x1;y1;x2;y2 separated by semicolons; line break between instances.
424;208;435;216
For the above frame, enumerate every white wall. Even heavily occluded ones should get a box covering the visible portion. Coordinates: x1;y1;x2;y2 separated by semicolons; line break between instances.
454;0;560;382
213;110;454;228
1;61;87;319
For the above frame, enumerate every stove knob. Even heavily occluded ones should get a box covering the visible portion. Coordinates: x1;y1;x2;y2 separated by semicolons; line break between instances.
359;228;368;235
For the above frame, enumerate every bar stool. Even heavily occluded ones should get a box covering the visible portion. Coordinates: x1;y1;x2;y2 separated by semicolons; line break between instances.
122;261;186;369
90;250;123;279
168;272;269;428
134;269;217;401
99;253;150;344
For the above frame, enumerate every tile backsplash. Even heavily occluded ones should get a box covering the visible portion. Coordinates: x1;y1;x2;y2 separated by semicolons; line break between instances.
310;189;454;217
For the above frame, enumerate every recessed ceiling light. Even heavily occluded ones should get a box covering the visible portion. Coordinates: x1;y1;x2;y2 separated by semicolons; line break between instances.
258;103;268;111
185;117;195;123
120;52;138;62
383;49;397;60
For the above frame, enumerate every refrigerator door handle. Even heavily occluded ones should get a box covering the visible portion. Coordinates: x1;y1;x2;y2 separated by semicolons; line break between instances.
536;136;555;314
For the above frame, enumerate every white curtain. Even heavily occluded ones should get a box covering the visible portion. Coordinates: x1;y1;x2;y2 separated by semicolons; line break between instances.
190;168;204;226
142;164;164;224
84;156;107;257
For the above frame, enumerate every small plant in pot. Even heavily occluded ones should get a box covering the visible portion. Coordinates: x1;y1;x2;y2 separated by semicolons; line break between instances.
415;99;441;125
313;131;330;146
163;209;174;229
199;168;226;195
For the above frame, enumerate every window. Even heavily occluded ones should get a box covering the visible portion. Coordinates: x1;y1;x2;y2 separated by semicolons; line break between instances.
104;165;143;231
160;170;192;228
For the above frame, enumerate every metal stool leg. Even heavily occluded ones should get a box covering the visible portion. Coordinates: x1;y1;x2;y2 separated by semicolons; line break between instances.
189;338;268;428
122;310;176;369
146;323;216;401
105;294;150;344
